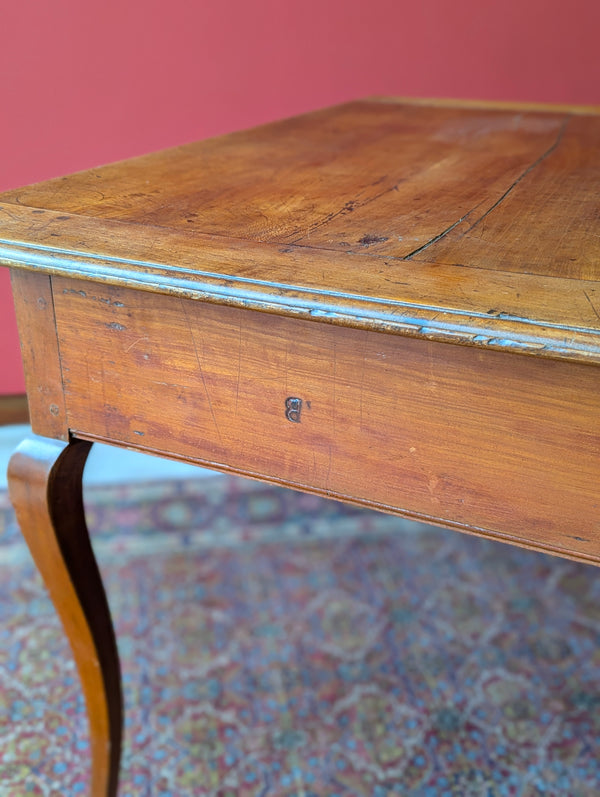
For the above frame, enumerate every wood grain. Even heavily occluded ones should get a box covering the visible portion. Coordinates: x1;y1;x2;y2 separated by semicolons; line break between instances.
7;436;122;797
10;271;68;439
53;279;600;563
411;114;600;279
0;101;577;262
1;99;599;365
3;98;600;795
0;204;599;365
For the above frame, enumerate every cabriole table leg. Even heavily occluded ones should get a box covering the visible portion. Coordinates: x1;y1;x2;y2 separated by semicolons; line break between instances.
7;435;122;796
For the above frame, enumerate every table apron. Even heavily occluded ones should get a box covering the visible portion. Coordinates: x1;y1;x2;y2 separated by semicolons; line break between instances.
49;276;600;563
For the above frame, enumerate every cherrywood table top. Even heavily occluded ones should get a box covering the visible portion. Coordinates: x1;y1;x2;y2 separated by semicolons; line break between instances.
1;96;600;363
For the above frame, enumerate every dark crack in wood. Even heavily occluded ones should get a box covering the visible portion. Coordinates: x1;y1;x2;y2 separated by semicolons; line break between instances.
462;116;571;237
288;176;401;243
583;290;600;323
402;117;570;261
402;208;480;260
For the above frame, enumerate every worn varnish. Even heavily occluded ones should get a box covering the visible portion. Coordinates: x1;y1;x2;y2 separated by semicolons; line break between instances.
1;98;600;364
2;99;597;274
1;98;599;796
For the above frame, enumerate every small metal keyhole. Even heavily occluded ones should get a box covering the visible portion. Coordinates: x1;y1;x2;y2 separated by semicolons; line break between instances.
285;397;303;422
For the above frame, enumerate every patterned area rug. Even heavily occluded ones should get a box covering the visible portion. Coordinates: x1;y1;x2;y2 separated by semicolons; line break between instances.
1;474;600;796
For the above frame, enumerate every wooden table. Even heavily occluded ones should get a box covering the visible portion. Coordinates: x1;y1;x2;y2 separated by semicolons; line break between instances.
2;97;599;795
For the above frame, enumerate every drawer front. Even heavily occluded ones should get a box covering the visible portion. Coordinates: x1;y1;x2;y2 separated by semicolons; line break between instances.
52;277;600;561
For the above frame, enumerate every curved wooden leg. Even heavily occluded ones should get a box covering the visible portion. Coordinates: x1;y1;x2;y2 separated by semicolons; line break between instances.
8;435;122;797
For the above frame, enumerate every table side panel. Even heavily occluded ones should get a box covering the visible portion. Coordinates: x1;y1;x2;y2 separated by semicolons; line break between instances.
10;271;69;440
52;277;600;561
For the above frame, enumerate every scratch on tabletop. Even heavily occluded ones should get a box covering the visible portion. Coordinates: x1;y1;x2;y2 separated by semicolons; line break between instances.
0;204;20;223
125;336;149;353
288;175;399;243
583;290;600;323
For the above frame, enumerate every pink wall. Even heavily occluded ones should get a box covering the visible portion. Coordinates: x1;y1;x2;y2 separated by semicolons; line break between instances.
1;0;599;394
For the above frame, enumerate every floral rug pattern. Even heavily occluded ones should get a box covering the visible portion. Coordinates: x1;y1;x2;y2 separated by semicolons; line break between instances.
1;475;600;796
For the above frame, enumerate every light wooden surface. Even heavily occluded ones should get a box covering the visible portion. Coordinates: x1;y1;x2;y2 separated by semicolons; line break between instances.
1;98;599;795
1;98;599;364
